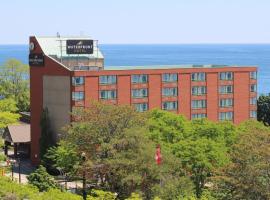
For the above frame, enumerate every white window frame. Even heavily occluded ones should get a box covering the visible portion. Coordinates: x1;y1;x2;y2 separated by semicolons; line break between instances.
192;100;207;109
192;86;207;96
191;73;206;81
162;73;178;82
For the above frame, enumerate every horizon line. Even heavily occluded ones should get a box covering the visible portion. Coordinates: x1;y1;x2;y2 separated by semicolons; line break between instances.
1;42;270;45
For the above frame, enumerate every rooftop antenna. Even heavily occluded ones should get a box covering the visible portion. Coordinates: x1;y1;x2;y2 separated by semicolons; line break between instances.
57;32;61;38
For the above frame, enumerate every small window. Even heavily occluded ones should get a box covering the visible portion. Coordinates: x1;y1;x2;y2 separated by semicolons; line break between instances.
131;75;148;84
192;113;207;119
250;71;257;80
250;84;257;92
250;97;257;105
219;72;233;80
219;85;233;94
219;98;233;108
219;112;233;121
162;88;178;96
191;73;206;81
72;77;84;86
132;89;148;98
192;86;207;96
133;103;148;112
72;91;84;101
192;100;207;109
100;90;117;99
162;101;178;110
162;73;178;82
250;110;257;118
99;75;117;85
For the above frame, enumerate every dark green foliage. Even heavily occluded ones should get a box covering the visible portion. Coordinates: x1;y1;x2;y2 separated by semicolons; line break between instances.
27;165;58;192
257;94;270;126
40;107;54;160
212;120;270;200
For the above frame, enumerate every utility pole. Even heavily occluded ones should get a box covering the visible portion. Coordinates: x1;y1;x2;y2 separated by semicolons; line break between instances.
81;152;87;200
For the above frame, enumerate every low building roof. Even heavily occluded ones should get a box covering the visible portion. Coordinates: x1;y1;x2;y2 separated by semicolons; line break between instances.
3;124;30;143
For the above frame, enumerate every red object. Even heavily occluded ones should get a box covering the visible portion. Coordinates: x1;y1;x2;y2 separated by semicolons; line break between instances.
155;145;162;165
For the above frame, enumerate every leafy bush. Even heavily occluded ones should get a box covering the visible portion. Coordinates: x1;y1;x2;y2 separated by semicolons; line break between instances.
0;176;81;200
27;165;58;192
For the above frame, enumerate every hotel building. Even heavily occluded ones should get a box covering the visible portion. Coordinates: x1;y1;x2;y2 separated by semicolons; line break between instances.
29;36;257;164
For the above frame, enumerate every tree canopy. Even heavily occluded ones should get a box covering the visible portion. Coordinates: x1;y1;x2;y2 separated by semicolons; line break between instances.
257;94;270;126
0;59;30;112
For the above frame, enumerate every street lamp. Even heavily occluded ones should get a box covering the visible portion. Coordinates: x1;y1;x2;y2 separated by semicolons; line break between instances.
81;152;87;200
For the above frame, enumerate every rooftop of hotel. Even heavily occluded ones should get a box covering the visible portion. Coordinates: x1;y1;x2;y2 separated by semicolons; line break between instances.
104;64;253;70
34;36;257;71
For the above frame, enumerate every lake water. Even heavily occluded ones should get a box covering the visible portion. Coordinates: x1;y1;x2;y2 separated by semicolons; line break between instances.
0;44;269;94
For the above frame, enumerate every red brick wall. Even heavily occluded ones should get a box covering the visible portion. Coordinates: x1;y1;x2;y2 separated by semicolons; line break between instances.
207;73;218;121
148;74;161;109
117;75;131;105
179;74;191;119
84;76;99;107
30;37;70;165
234;72;250;124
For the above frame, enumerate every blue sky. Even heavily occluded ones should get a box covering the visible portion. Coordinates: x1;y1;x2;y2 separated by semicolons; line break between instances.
1;0;270;44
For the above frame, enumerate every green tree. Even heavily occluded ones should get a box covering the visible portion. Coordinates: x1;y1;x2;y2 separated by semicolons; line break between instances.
0;112;20;129
0;98;18;112
0;59;29;112
212;120;270;200
173;138;229;198
0;98;20;129
88;189;117;200
148;110;234;198
257;94;270;126
40;107;54;160
27;165;58;192
44;141;80;176
63;102;191;199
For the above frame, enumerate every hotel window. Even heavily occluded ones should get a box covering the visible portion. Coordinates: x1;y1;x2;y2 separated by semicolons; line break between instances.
219;72;233;80
250;97;257;105
192;86;207;96
219;98;233;108
132;89;148;98
99;75;117;85
131;74;148;84
162;73;178;82
162;101;178;110
250;84;257;92
100;90;117;99
219;112;233;121
192;100;207;109
191;72;206;81
250;71;257;80
134;103;148;112
72;77;84;86
250;110;257;118
72;91;84;101
162;87;178;96
219;85;233;94
192;113;207;119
